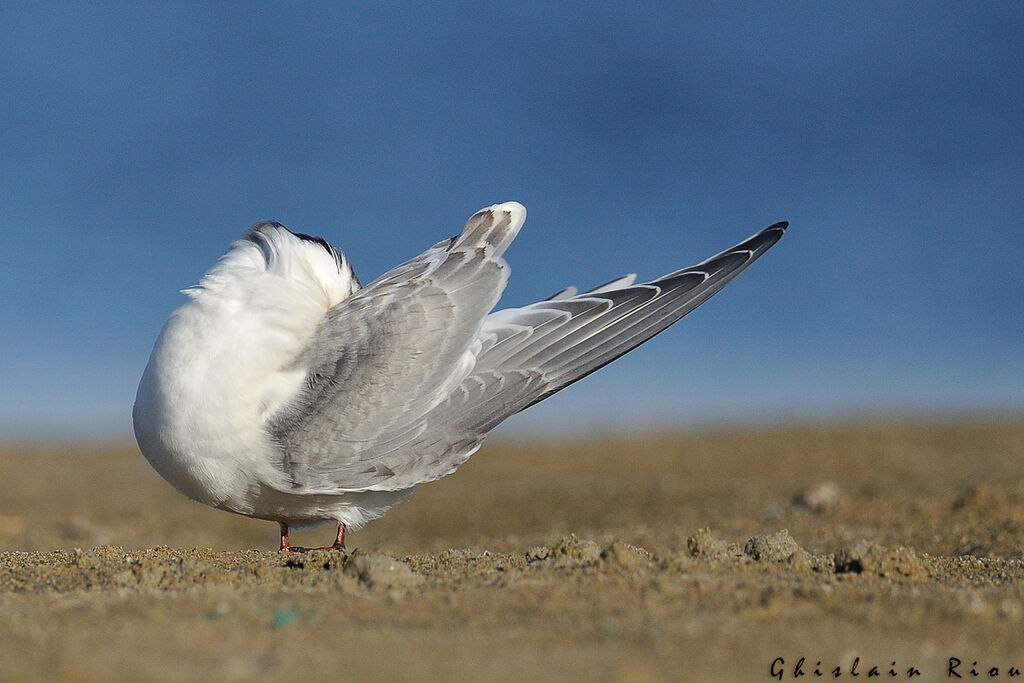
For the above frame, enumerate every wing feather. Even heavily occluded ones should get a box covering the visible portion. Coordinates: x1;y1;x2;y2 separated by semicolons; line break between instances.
267;202;526;491
268;215;786;494
449;221;788;431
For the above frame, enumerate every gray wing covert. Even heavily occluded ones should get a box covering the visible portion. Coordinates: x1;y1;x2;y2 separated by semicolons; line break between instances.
267;202;526;493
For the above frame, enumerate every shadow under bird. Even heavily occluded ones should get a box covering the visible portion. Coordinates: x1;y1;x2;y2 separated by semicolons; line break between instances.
133;202;787;551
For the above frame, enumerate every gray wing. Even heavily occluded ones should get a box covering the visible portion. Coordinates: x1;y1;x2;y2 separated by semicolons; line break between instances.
267;202;525;492
273;218;786;494
442;222;788;435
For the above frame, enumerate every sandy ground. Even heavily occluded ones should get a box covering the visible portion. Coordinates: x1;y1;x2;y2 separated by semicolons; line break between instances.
1;419;1023;681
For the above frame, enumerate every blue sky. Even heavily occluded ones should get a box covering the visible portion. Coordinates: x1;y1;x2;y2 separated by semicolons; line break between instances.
1;3;1021;440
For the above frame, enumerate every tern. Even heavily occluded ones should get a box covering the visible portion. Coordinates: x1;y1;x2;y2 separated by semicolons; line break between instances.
133;202;786;551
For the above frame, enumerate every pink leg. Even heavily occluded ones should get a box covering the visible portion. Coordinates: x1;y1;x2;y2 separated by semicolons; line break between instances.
277;521;346;552
331;522;346;550
279;522;291;551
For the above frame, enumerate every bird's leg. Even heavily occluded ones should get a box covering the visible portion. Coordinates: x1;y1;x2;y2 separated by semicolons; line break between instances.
278;521;345;552
330;522;346;550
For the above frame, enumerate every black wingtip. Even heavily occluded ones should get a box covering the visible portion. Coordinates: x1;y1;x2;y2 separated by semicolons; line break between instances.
754;221;788;248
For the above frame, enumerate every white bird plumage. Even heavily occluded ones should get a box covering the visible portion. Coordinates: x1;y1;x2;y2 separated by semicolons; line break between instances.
133;202;786;550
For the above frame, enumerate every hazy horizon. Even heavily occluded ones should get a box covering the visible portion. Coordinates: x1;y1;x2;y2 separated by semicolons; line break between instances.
2;3;1022;442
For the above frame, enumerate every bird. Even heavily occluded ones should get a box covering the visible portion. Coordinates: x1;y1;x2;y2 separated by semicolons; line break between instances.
133;202;786;551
